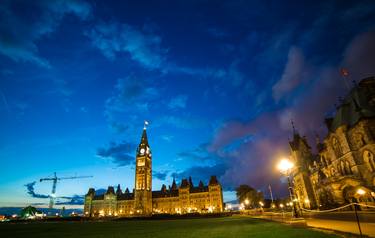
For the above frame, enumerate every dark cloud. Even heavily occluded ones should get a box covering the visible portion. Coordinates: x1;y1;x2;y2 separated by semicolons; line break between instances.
86;21;167;70
168;95;188;109
206;30;375;197
177;143;214;161
172;163;228;188
156;115;206;129
0;0;91;67
97;141;136;167
153;171;168;181
272;47;311;102
110;122;129;134
25;182;49;198
342;31;375;79
56;195;84;205
104;76;159;131
85;20;247;91
90;188;106;195
173;143;234;189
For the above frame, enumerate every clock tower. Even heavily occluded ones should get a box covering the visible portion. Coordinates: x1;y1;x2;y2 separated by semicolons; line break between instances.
134;125;152;215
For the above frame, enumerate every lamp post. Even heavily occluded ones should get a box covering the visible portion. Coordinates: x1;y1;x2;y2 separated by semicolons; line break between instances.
277;158;299;218
354;188;366;238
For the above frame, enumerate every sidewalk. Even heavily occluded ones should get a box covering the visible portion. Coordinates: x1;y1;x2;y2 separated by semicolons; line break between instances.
251;212;375;237
305;218;375;237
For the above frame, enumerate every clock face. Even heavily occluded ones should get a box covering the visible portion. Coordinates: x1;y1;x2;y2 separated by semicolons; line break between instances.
140;148;145;154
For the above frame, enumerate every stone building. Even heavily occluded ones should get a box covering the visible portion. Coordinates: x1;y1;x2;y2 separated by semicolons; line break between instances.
84;127;223;217
290;76;375;209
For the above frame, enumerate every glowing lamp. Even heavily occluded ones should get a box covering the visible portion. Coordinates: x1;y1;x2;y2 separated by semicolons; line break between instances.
357;188;366;195
277;158;294;174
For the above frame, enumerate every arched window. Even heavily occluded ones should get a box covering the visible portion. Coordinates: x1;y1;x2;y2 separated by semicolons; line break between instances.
340;161;345;175
363;150;375;172
332;137;343;158
345;161;352;175
354;132;366;148
320;156;326;167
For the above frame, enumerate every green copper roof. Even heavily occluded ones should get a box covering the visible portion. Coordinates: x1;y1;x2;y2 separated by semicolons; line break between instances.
326;76;375;132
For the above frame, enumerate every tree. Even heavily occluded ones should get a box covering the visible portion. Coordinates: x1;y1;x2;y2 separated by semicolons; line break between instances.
236;184;264;208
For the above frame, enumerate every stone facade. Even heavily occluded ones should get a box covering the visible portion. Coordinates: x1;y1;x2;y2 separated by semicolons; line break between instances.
84;128;223;217
290;77;375;209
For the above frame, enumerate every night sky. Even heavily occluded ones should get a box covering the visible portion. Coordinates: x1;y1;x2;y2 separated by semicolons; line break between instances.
1;0;375;208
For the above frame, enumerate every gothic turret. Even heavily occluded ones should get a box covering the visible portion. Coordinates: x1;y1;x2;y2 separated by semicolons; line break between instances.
171;178;177;190
116;184;122;195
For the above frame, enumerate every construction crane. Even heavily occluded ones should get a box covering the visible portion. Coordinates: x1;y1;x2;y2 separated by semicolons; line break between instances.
40;172;93;209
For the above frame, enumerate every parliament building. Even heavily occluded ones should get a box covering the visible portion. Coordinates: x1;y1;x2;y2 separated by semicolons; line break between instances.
289;76;375;209
84;128;223;217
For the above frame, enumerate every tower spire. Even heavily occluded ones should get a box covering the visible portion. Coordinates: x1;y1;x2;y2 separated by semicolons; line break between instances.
139;125;149;147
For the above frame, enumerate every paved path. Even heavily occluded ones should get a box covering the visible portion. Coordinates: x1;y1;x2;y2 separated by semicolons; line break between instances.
305;218;375;237
254;211;375;237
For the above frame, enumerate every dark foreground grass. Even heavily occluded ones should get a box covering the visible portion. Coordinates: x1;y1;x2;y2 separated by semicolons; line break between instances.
0;216;339;238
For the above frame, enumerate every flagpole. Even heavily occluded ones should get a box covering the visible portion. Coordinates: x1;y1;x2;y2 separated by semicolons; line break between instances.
340;68;351;91
269;184;274;203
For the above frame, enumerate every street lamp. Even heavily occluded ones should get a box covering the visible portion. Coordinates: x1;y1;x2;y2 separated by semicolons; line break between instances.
357;188;367;207
355;188;366;238
357;189;366;196
277;158;300;218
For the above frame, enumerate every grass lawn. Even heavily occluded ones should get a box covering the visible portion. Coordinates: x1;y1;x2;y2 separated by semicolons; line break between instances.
0;216;340;238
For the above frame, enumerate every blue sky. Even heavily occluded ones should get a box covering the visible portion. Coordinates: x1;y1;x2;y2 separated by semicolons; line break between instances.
1;0;375;207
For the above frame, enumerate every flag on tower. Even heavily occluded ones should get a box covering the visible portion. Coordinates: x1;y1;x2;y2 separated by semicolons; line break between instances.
340;68;349;77
144;120;149;129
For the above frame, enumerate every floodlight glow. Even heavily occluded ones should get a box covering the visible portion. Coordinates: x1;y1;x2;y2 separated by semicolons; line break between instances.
357;188;366;195
277;158;294;174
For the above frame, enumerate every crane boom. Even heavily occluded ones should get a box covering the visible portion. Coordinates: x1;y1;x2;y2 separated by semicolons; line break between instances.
58;175;93;180
39;172;93;210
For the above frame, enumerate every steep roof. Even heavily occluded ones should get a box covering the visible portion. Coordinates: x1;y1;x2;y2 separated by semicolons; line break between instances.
180;179;189;188
117;193;134;200
209;175;219;185
289;133;311;151
139;128;149;148
326;76;375;132
152;190;179;198
105;186;115;195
